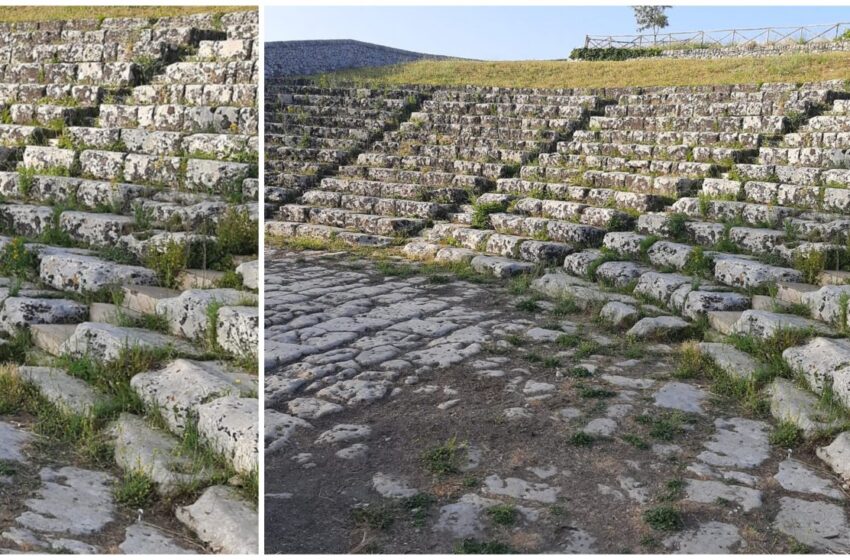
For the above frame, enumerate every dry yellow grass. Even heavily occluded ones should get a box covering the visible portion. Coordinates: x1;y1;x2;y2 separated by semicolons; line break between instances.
321;52;850;89
0;6;254;24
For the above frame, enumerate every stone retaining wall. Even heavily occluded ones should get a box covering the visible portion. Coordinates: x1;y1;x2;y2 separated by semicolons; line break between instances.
265;39;452;78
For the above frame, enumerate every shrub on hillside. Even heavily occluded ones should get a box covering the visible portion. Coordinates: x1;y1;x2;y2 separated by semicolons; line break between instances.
569;47;662;61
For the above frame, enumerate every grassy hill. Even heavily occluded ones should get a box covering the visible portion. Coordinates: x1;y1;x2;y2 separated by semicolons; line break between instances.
316;52;850;89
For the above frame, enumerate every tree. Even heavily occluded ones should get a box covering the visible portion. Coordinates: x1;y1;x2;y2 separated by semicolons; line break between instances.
633;5;671;41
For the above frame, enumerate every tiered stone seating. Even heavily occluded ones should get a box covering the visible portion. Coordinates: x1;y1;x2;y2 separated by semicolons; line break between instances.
263;81;427;213
268;86;604;248
0;10;258;554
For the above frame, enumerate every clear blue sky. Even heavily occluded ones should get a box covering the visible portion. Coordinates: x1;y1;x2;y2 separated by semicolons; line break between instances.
267;6;850;60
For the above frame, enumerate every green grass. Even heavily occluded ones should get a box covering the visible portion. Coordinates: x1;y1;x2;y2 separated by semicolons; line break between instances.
643;505;683;531
516;298;540;312
114;471;156;508
318;52;850;90
422;437;465;475
569;431;595;446
486;504;519;526
579;386;616;399
769;421;803;448
0;460;16;476
622;433;649;449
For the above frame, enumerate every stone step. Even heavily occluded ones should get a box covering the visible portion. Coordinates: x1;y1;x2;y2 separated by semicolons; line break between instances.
110;413;213;495
130;359;256;435
731;309;837;340
275;205;425;237
768;378;845;436
177;268;227;290
122;285;181;315
299;191;453;220
697;342;759;379
265;220;395;248
18;366;104;416
59;322;201;362
97;104;256;136
0;296;87;332
783;337;850;407
499;179;665;213
40;253;157;294
131;83;256;107
155;288;255;342
29;323;76;355
89;302;141;324
573;129;762;149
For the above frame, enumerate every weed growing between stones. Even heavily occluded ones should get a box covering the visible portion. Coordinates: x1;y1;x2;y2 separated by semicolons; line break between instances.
643;505;683;531
569;431;595;446
0;237;39;280
144;240;187;289
621;433;650;449
114;471;156;508
486;504;519;526
470;200;508;229
421;436;465;475
351;504;394;530
769;421;803;448
217;207;258;256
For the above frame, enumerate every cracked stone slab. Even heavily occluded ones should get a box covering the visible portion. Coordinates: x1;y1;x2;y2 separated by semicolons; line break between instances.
15;466;115;535
314;424;371;445
697;417;770;469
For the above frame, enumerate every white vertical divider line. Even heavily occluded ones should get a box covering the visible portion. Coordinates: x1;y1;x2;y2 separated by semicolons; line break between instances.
257;2;266;555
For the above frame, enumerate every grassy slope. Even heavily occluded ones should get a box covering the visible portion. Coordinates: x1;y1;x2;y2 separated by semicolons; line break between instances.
319;52;850;89
0;6;254;23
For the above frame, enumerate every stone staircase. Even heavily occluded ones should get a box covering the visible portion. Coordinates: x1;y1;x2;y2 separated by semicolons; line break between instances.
268;79;850;495
0;10;258;555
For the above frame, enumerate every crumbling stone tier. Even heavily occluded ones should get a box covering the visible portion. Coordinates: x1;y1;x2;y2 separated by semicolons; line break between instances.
265;77;850;534
0;11;258;555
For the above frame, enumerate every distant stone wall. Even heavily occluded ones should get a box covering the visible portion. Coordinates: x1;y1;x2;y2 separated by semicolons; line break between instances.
659;40;850;59
264;39;451;77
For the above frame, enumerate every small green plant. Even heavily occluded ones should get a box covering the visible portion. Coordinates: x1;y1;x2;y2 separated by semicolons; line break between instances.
143;240;187;289
769;421;802;448
516;298;540;312
643;505;683;531
659;479;685;502
114;471;155;508
351;505;394;530
622;433;649;449
422;437;464;475
470;200;507;229
487;504;519;526
579;386;616;399
0;237;39;280
569;366;593;378
793;249;826;284
569;431;595;446
217;207;258;256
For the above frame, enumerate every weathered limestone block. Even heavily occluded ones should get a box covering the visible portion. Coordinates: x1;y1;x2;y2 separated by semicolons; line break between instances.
130;359;255;434
0;297;87;331
216;306;258;357
111;413;211;495
175;486;258;554
155;289;254;341
59;211;133;246
40;254;157;293
61;322;198;363
197;396;258;474
714;258;803;289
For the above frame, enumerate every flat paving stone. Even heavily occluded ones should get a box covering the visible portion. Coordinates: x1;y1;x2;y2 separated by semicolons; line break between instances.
653;381;707;414
773;497;850;552
663;521;744;554
773;458;844;500
0;421;30;463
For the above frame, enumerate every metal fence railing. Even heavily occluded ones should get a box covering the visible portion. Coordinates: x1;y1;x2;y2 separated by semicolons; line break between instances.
584;22;850;49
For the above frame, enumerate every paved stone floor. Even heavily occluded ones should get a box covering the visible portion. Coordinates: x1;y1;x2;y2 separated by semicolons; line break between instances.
264;249;850;554
0;417;203;554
